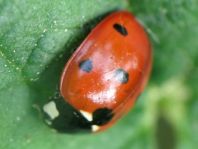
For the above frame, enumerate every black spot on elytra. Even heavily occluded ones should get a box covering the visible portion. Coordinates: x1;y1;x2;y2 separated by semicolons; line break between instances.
113;23;128;36
79;59;93;72
114;68;129;84
92;108;114;126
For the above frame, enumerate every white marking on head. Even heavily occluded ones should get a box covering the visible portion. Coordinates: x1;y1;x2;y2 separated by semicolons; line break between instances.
92;125;100;132
43;101;59;120
80;110;93;121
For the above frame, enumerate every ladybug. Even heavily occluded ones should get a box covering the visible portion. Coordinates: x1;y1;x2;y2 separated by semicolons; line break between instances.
43;11;152;133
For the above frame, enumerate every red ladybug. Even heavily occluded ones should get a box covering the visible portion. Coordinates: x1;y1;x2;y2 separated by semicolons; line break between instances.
43;11;152;133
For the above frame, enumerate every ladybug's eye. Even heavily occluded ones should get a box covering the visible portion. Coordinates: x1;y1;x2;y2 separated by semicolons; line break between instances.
113;23;128;36
92;108;114;126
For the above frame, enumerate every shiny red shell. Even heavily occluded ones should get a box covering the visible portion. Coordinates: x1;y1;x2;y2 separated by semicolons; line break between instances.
60;11;152;132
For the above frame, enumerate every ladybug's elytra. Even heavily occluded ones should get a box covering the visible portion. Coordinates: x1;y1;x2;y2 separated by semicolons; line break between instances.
43;11;152;133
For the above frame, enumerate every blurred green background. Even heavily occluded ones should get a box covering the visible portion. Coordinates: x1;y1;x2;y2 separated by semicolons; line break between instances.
0;0;197;149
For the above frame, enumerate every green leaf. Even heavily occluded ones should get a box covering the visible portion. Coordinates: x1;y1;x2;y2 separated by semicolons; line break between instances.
129;0;198;149
0;0;128;149
1;0;198;149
